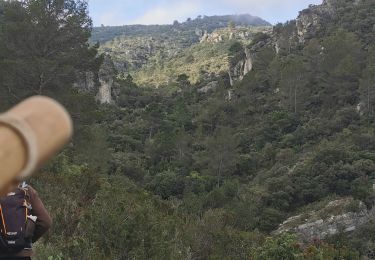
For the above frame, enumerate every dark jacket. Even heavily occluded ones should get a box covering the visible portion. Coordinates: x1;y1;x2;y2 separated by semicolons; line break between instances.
0;185;52;258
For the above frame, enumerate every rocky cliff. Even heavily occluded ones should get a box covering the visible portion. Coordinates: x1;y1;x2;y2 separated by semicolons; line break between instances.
95;15;270;76
93;15;272;88
198;26;272;86
74;55;119;104
199;26;271;44
74;71;98;93
96;55;119;104
228;0;340;84
100;35;187;73
228;48;253;86
296;0;337;43
90;1;346;94
275;197;375;242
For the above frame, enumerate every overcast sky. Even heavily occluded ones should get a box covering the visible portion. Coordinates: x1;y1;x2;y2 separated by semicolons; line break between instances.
88;0;322;26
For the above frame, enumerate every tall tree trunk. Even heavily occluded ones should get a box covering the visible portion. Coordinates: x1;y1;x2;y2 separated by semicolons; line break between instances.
149;127;153;140
217;157;223;187
39;73;44;95
294;84;297;113
367;83;370;115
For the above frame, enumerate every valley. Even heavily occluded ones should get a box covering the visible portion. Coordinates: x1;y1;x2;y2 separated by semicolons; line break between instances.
0;0;374;258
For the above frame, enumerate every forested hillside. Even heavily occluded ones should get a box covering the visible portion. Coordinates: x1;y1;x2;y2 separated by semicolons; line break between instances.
0;0;375;259
91;14;271;43
92;15;272;88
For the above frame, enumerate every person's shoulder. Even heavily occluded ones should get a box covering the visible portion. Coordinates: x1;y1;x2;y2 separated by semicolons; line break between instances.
23;184;38;197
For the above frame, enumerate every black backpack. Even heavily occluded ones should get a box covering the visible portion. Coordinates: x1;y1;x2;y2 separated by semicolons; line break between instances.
0;185;35;253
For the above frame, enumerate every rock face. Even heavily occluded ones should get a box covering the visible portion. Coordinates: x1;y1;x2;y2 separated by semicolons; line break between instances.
200;31;223;43
296;0;337;43
225;0;342;85
73;71;97;93
198;81;219;93
236;0;344;83
243;49;253;75
228;48;253;86
101;36;182;73
275;197;375;242
200;26;271;44
96;77;113;104
74;55;119;104
96;55;119;104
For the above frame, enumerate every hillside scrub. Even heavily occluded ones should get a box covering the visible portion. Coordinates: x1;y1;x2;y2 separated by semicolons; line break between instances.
0;0;374;259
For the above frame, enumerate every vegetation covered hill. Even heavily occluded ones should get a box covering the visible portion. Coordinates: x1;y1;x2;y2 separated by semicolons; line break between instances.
129;26;271;87
95;15;272;87
91;14;271;43
0;0;375;259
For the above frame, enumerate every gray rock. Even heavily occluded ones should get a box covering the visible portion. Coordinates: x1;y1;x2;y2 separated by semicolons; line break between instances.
198;81;219;93
296;0;337;43
228;48;253;86
275;197;375;242
195;28;204;37
73;71;97;93
96;55;119;104
96;78;113;104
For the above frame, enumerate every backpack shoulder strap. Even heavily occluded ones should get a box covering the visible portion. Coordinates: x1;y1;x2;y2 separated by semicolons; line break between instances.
17;186;32;211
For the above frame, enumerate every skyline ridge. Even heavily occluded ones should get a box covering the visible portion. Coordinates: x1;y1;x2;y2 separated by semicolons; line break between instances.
89;0;322;26
93;13;272;27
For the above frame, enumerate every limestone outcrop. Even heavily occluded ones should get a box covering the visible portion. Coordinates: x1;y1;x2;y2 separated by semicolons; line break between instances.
228;48;253;86
275;197;375;242
296;0;337;43
96;55;119;104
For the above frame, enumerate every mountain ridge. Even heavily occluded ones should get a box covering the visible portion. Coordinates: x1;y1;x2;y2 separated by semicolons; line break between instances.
91;15;272;92
91;14;271;43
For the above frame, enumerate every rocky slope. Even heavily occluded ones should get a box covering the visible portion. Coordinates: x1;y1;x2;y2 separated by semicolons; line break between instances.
100;0;341;89
296;0;337;43
275;197;375;241
131;26;271;87
90;0;362;101
227;0;340;87
91;14;271;43
199;26;271;43
92;15;272;88
74;55;119;104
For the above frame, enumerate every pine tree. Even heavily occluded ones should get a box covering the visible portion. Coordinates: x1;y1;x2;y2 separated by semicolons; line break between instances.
0;0;99;102
280;56;307;113
359;47;375;116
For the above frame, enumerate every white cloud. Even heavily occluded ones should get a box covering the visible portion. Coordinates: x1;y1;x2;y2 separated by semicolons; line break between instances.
131;1;201;25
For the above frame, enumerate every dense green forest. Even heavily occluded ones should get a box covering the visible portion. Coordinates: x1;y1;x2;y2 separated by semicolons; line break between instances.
0;0;375;259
